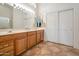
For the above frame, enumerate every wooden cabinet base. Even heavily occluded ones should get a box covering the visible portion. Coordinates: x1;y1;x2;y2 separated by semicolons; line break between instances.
0;30;44;56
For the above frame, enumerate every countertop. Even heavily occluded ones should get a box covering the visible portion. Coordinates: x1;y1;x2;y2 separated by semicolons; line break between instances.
0;27;45;36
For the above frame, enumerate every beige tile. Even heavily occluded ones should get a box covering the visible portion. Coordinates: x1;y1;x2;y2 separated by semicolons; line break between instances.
22;42;79;56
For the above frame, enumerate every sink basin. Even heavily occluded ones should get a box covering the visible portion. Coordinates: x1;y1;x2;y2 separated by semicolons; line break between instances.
0;30;13;35
0;32;10;35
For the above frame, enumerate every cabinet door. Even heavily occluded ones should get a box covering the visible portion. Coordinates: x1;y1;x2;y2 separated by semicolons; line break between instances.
28;31;36;48
37;30;41;43
15;38;27;55
41;30;44;41
37;32;41;43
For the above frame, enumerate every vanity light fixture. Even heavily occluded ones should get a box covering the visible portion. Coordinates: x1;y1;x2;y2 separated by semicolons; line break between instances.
30;3;37;8
7;3;35;14
15;3;35;14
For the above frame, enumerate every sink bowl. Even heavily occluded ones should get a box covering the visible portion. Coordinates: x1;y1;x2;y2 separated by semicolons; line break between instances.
0;32;9;35
0;30;13;35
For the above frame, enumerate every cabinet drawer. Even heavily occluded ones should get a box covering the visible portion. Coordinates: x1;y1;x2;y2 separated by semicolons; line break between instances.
0;40;14;49
0;45;14;56
0;45;14;53
0;35;14;42
1;51;14;56
0;46;14;56
28;31;36;36
14;33;27;39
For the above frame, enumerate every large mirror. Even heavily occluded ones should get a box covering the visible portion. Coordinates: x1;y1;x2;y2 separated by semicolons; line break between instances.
0;3;13;29
0;3;45;29
0;3;36;29
0;17;10;29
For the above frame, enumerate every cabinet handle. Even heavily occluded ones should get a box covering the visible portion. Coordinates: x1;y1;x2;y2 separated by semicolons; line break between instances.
3;44;9;47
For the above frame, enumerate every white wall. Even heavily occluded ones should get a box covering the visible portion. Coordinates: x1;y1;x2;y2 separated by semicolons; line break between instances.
39;3;79;13
38;3;79;49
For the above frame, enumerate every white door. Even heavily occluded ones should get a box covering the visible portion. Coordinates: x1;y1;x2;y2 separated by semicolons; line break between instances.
46;12;59;43
59;9;74;46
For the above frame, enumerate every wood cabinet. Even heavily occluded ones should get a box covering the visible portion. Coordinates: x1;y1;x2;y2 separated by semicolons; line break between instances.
37;30;44;44
0;35;14;56
28;31;37;48
14;32;27;55
0;29;44;56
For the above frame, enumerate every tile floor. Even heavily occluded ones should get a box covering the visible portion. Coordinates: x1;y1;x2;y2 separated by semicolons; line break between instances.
22;41;79;56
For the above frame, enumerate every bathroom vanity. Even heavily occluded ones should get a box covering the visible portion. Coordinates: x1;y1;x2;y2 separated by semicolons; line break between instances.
0;28;44;56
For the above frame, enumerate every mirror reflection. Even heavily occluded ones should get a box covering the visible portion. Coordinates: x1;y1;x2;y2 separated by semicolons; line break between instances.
0;17;10;29
0;3;46;29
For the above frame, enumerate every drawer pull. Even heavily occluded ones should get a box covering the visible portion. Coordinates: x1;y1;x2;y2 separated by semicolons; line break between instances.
3;44;9;47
